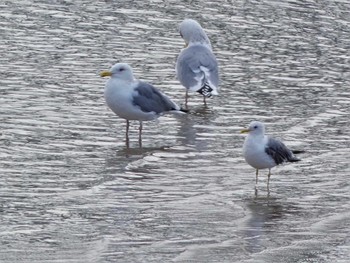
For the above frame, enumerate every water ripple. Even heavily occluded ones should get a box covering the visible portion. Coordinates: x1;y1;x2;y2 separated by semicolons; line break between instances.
1;0;350;262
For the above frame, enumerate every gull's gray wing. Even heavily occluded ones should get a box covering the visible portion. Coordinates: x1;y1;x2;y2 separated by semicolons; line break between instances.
265;137;300;165
133;81;179;114
176;45;219;92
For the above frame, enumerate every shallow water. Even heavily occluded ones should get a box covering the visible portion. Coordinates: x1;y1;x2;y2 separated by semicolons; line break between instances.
1;0;350;262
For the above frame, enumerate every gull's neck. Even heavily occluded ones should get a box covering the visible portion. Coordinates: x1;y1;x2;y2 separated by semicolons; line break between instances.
247;133;265;142
188;41;212;50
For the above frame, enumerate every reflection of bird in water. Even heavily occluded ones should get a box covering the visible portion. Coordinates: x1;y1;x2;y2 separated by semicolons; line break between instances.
100;63;186;147
244;196;286;253
241;121;303;192
176;19;219;107
176;105;216;151
103;144;171;180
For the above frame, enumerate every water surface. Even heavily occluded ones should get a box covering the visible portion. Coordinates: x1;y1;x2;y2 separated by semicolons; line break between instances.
1;0;350;262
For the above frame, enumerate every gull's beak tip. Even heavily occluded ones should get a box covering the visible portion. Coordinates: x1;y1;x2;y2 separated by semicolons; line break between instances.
100;71;112;77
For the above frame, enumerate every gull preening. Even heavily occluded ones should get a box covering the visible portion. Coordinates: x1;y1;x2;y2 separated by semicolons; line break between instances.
100;63;186;146
241;121;302;191
176;19;219;107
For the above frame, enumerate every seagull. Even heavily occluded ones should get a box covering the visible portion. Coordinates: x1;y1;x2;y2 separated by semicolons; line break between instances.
241;121;302;191
176;19;219;107
100;63;186;146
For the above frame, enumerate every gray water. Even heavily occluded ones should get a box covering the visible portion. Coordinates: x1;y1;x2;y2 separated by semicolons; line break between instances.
1;0;350;262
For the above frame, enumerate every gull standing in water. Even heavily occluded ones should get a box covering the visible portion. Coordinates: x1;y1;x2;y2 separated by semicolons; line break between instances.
100;63;186;146
241;121;302;191
176;19;219;107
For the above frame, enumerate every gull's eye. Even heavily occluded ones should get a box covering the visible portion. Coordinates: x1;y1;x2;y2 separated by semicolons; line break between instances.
253;125;258;129
119;67;125;72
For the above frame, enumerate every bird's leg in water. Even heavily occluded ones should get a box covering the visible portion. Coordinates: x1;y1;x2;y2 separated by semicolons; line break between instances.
125;120;130;148
138;121;143;147
125;120;130;143
267;169;271;192
185;90;189;109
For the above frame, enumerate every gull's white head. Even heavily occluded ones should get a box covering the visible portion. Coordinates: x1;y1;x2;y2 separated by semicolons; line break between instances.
241;121;266;136
100;63;134;81
179;19;211;48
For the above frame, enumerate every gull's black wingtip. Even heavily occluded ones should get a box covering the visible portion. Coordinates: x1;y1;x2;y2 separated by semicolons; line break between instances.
180;107;189;113
290;150;304;162
197;83;213;98
292;150;305;154
289;157;301;162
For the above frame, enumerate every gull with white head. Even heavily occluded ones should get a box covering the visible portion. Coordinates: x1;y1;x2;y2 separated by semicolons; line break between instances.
100;63;186;146
176;19;219;107
241;121;302;191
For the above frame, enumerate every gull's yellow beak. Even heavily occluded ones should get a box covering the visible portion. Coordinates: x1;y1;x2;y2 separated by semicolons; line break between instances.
240;129;250;134
100;71;112;77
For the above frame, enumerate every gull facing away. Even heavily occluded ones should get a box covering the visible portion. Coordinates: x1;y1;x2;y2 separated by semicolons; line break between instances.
241;121;302;191
100;63;186;146
176;19;219;107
